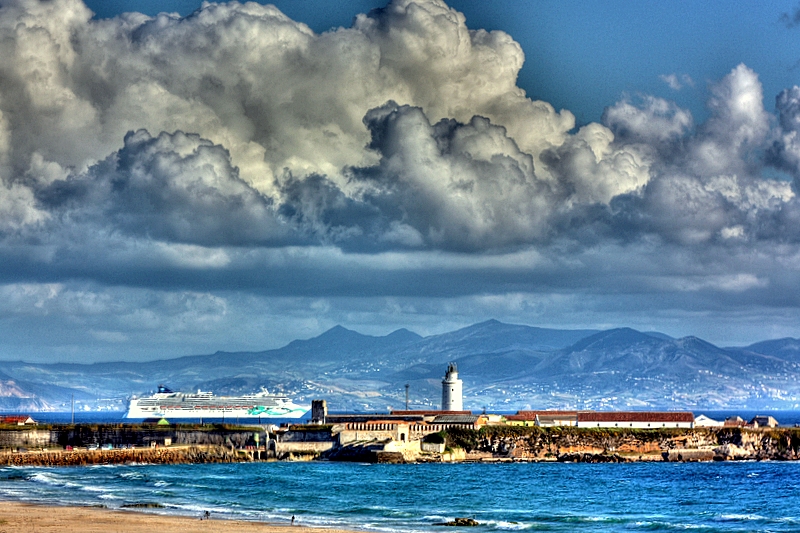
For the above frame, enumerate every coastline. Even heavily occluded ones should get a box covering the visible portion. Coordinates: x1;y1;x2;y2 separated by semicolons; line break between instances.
0;501;363;533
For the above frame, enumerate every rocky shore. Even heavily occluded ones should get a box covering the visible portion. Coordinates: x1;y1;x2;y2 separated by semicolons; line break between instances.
440;425;800;463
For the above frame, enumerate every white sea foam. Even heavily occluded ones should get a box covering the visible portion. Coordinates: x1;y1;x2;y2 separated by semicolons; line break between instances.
28;472;81;489
421;514;448;522
492;520;530;530
82;485;110;492
119;471;145;479
168;502;240;516
717;513;767;521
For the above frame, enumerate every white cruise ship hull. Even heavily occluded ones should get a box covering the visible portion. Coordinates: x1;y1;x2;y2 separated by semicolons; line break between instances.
125;386;309;419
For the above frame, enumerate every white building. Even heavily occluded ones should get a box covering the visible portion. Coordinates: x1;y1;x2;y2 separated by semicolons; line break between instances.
694;414;724;427
576;411;695;429
441;363;463;411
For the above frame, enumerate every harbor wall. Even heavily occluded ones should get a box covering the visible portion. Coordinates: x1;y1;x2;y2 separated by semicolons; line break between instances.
275;441;335;456
0;424;266;450
0;445;243;466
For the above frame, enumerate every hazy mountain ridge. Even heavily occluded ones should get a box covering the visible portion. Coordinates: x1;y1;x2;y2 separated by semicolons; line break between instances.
0;321;799;412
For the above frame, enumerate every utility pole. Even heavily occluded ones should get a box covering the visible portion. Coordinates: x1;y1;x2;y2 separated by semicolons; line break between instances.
71;394;74;424
405;384;409;410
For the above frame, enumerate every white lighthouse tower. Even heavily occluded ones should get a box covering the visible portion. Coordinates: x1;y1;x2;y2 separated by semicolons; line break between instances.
441;362;463;411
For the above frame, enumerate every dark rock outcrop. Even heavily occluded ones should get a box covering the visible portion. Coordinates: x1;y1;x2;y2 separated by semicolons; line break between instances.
436;518;480;527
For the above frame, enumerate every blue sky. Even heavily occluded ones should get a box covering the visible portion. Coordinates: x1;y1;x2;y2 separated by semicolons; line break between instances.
2;0;800;362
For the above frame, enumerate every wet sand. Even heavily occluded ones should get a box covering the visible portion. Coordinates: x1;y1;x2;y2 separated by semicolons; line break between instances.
0;501;364;533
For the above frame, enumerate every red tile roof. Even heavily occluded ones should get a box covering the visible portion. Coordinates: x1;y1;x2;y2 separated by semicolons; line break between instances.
577;411;694;423
514;410;579;419
0;415;34;424
390;410;471;416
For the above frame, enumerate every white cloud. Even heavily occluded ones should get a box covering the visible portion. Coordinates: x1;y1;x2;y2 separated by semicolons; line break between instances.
603;96;693;146
690;64;769;176
0;0;575;200
541;122;652;204
0;1;789;255
659;73;694;91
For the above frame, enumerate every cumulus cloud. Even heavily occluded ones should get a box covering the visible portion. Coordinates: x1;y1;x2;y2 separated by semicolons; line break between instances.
0;0;790;257
594;65;795;248
34;129;290;246
0;0;794;260
691;64;770;176
769;86;800;180
349;103;554;250
0;0;574;195
603;96;693;148
659;73;694;91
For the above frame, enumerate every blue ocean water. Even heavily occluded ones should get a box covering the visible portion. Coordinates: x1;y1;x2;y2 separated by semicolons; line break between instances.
1;461;799;532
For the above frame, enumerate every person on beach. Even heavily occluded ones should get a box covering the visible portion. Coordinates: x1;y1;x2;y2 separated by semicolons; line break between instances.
291;515;295;525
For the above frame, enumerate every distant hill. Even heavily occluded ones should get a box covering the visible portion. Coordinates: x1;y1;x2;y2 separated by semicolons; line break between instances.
0;321;799;412
741;338;800;364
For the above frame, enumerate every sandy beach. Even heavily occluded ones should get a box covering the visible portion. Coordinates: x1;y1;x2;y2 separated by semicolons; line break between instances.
0;501;364;533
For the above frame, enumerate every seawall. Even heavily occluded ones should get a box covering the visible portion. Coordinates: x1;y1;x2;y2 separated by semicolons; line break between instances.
0;445;244;466
0;423;264;450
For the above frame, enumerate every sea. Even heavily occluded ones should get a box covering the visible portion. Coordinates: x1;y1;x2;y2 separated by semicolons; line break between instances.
1;410;798;532
1;461;800;532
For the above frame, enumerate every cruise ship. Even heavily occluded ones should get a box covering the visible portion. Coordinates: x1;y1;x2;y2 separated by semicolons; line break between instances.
125;385;309;419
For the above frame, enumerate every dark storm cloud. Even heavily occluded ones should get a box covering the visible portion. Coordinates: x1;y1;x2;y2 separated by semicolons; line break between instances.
347;102;554;251
35;130;292;246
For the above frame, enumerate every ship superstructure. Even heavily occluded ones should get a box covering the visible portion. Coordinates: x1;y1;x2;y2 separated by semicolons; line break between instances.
125;385;309;419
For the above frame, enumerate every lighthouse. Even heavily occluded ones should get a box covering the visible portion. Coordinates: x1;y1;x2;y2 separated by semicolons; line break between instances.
441;362;463;411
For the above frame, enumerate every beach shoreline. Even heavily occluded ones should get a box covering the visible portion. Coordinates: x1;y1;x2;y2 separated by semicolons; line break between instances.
0;501;365;533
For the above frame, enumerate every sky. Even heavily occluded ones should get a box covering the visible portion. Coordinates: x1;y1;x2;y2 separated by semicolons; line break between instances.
2;0;800;363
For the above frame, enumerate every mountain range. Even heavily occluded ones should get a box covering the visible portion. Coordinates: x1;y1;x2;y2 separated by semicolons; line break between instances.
1;320;799;412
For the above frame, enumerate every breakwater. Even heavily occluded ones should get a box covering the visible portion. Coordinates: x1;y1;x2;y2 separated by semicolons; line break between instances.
0;445;243;466
0;423;264;450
